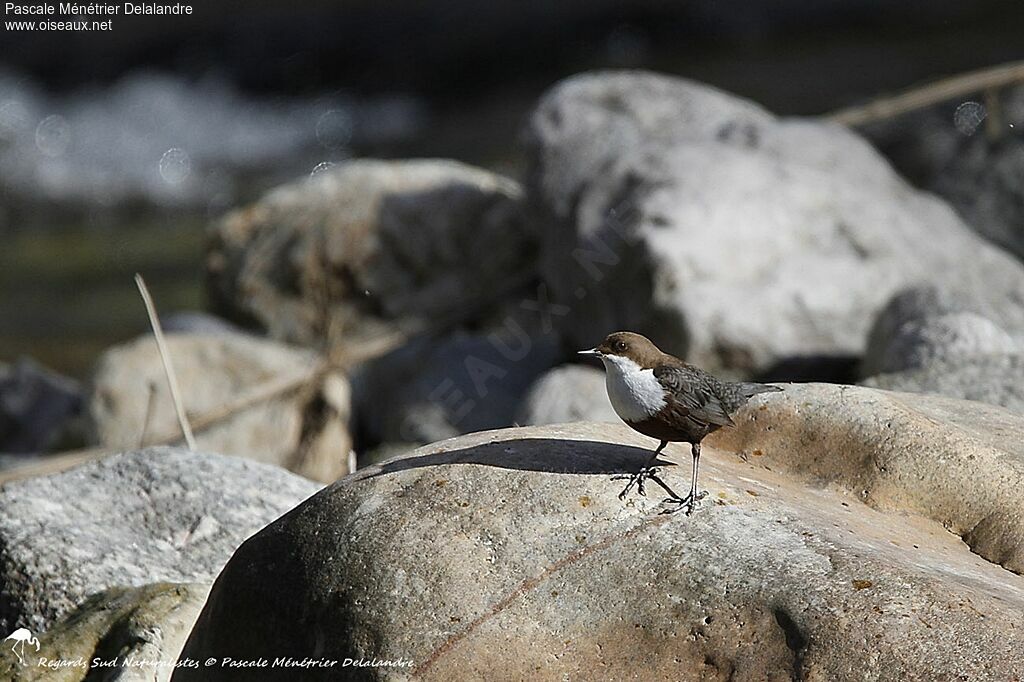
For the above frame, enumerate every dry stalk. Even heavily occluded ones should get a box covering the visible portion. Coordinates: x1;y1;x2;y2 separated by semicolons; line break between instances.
827;60;1024;127
134;273;197;451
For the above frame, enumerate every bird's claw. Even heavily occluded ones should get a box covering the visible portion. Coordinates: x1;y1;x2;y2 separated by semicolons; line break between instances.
659;490;708;516
612;467;660;500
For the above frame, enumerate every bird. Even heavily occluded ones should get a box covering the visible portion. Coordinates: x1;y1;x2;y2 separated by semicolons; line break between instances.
579;331;782;514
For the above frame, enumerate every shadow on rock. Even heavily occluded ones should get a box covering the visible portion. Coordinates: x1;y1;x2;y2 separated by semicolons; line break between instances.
349;437;675;482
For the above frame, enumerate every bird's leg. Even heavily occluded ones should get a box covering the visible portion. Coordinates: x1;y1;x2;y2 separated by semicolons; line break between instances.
613;440;668;499
661;442;707;515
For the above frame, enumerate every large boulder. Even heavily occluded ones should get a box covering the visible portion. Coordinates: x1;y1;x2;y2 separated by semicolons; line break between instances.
515;364;618;425
861;87;1024;261
206;159;532;355
176;394;1024;680
0;583;209;682
87;332;352;483
0;447;320;634
352;330;561;445
524;71;1024;375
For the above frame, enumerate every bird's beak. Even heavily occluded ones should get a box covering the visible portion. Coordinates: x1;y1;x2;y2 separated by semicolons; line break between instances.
577;348;601;357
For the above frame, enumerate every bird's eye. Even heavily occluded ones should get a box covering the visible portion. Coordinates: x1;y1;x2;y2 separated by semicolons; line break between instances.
615;340;627;352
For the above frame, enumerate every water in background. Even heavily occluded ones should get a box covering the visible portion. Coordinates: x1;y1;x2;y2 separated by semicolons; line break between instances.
0;69;425;375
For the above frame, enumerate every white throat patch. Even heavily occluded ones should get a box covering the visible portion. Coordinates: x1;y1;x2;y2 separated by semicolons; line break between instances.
600;354;667;422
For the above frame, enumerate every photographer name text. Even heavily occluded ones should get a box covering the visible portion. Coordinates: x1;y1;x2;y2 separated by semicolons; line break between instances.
6;3;191;15
4;2;192;31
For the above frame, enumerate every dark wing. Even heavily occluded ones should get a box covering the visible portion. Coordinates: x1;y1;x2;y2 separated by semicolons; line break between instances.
653;364;735;429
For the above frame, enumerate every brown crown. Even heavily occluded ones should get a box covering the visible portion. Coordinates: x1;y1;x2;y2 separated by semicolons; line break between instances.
594;331;680;369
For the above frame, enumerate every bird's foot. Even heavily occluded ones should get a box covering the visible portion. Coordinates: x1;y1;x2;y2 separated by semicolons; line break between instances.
659;489;708;516
611;467;660;499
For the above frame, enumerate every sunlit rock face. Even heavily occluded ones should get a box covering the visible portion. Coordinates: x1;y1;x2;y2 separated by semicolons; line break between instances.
176;395;1024;680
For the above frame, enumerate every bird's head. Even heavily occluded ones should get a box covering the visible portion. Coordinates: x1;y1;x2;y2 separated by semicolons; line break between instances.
578;331;665;370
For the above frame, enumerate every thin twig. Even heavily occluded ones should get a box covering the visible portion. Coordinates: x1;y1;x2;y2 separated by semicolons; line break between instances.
134;273;197;451
984;87;1003;140
827;60;1024;126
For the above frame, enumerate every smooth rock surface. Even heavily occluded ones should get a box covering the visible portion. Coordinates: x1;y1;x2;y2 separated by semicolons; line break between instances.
177;411;1024;681
0;583;209;682
352;330;561;445
710;382;1024;574
516;364;618;425
525;71;1024;374
0;447;320;634
87;332;352;482
863;353;1024;414
206;159;531;355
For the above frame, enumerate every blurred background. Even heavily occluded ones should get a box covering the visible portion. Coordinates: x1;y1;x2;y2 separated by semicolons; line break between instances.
4;0;1024;376
3;0;1024;467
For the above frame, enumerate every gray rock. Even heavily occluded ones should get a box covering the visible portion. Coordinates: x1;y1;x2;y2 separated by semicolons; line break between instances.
862;87;1024;260
863;286;997;354
861;284;1024;377
0;583;209;682
863;353;1024;414
352;330;561;445
0;358;82;454
524;71;1024;375
863;312;1020;377
0;447;320;634
516;364;618;425
206;159;532;355
87;332;352;483
177;406;1024;680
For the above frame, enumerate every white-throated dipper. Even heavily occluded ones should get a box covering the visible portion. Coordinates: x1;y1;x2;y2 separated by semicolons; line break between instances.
579;331;781;514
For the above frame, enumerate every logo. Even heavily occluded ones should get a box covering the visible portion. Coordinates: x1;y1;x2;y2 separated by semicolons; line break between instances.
5;628;40;666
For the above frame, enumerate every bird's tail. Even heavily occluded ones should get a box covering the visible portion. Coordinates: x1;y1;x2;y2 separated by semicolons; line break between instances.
736;382;783;398
722;381;782;413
